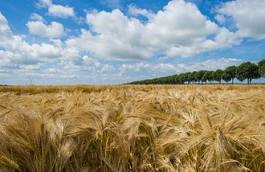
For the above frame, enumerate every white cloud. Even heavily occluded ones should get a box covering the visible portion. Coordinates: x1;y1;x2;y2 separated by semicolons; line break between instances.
26;43;62;58
199;28;241;51
27;20;64;38
215;14;225;25
128;5;154;19
82;56;114;73
187;58;242;71
0;12;63;66
67;20;151;60
38;0;74;18
0;0;258;84
0;12;116;84
38;0;52;7
0;12;11;34
214;28;241;47
0;12;246;85
120;58;243;79
218;0;265;40
30;13;45;21
1;0;242;66
66;0;239;60
120;63;179;78
48;4;74;18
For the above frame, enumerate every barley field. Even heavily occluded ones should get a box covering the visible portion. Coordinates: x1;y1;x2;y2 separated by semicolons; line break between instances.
0;85;265;172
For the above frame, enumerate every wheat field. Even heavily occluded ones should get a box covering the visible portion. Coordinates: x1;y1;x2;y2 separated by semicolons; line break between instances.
0;85;265;172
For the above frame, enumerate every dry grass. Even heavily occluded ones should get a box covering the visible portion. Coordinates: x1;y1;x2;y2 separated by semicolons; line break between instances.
0;85;265;172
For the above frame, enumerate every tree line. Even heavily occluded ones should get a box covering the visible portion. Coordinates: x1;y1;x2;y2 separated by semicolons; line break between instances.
130;59;265;85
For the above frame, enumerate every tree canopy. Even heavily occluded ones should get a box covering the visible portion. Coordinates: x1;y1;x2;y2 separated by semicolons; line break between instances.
236;62;260;84
130;59;265;85
223;66;237;84
212;70;224;84
258;59;265;77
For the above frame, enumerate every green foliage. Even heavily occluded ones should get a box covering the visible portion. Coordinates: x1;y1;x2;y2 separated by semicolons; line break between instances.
223;66;237;83
130;59;265;85
258;59;265;77
190;71;198;83
202;71;213;83
212;70;224;83
236;62;260;84
195;70;206;83
178;73;187;84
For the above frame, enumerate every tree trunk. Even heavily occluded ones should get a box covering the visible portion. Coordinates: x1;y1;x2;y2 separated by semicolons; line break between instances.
232;78;234;84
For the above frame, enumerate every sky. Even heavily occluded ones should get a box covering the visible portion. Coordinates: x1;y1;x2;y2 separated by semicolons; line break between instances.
0;0;265;85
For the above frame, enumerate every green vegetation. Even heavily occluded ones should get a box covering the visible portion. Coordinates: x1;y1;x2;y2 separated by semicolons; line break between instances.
258;59;265;77
131;59;265;85
223;66;237;84
236;62;260;84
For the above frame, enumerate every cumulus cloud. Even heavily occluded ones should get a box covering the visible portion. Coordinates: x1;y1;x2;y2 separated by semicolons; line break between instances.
128;4;154;19
0;11;117;84
218;0;265;40
48;4;74;18
1;0;259;84
38;0;74;18
215;14;225;25
0;12;11;34
120;63;179;78
120;58;243;79
27;20;64;38
82;56;114;73
38;0;52;7
187;58;243;71
0;12;63;66
0;12;246;85
66;0;239;60
30;13;45;22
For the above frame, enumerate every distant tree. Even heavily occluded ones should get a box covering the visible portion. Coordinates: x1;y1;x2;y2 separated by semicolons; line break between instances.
177;73;186;84
236;62;260;84
195;70;206;84
222;73;231;83
190;71;198;83
222;66;237;84
185;72;192;84
179;72;192;84
258;59;265;77
129;59;265;85
172;74;180;84
202;71;213;83
212;70;224;84
208;71;215;83
169;76;176;84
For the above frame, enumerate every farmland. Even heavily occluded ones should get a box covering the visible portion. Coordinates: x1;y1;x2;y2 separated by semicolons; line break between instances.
0;85;265;172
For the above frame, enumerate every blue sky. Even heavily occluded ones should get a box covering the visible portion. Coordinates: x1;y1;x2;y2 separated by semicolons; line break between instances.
0;0;265;85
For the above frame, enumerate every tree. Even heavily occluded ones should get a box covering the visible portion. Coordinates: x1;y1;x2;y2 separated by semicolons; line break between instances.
212;70;224;84
129;59;265;85
258;59;265;77
185;72;192;84
222;66;237;84
195;70;206;84
177;73;186;84
236;62;260;84
202;71;213;83
190;71;198;83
